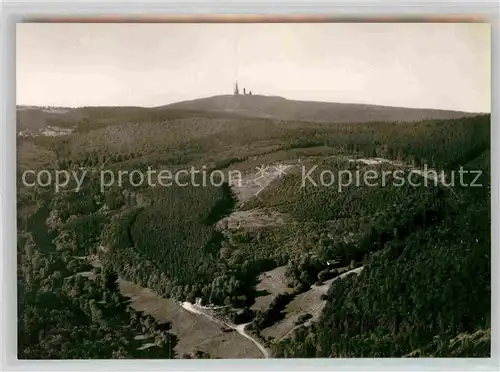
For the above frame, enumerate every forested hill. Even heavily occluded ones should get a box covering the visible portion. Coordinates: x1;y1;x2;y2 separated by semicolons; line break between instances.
159;95;479;123
17;95;480;132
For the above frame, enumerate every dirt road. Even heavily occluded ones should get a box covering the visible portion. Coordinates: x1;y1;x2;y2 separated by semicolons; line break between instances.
181;301;271;358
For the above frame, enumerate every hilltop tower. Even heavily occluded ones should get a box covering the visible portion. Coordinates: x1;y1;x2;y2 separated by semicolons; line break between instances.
234;81;239;95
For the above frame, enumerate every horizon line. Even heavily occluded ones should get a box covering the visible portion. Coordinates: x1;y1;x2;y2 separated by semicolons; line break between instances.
16;93;487;114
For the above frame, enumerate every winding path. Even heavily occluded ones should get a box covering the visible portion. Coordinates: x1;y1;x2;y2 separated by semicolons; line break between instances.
181;267;364;356
278;266;364;341
181;301;271;358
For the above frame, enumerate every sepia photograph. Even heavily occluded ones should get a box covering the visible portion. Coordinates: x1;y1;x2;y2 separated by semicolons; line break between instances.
15;21;491;360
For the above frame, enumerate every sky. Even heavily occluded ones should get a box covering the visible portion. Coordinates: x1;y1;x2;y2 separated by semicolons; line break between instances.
16;22;490;112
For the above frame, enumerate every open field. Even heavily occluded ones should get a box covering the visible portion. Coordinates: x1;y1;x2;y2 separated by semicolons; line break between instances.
251;266;294;312
118;279;263;358
262;267;364;341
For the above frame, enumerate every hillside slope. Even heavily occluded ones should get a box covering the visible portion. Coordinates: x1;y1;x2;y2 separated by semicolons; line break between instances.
17;95;479;133
159;95;478;123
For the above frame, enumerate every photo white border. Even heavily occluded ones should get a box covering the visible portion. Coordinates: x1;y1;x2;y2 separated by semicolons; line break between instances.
1;1;499;371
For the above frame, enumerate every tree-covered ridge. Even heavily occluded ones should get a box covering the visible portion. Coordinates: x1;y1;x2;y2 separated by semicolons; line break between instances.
273;155;490;358
32;113;488;173
18;201;178;359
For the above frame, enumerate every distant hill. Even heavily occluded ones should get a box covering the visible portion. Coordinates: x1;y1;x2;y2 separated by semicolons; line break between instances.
158;94;479;123
17;95;481;132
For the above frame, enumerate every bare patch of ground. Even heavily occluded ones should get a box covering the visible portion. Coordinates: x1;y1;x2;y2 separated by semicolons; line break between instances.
232;163;296;205
41;126;74;137
214;162;297;231
347;156;448;184
79;271;96;280
217;209;291;231
138;342;157;351
42;108;70;114
348;157;405;166
118;279;263;359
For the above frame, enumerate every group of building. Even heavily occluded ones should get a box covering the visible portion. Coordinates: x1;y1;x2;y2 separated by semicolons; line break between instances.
233;81;252;96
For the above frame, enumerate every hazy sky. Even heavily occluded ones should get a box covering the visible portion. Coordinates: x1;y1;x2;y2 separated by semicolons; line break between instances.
17;22;490;112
